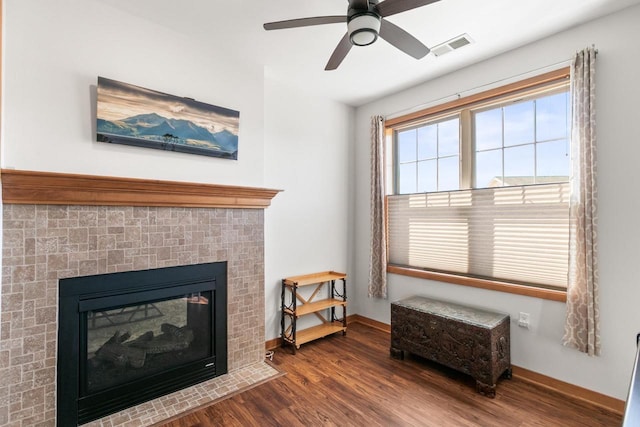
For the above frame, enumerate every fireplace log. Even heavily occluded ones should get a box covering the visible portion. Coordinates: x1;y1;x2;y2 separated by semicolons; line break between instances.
95;331;147;368
127;330;154;346
128;324;194;354
161;323;194;343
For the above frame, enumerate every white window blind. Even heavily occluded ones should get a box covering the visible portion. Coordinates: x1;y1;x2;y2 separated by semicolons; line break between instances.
387;182;570;289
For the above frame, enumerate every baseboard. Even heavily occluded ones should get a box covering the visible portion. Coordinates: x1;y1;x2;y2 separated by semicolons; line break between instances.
348;314;391;333
266;314;625;415
265;336;281;351
512;365;625;415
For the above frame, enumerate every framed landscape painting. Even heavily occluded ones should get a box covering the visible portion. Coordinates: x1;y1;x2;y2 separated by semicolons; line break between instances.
96;77;239;159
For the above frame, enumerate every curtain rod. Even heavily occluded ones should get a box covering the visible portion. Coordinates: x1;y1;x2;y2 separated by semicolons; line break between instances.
385;49;595;121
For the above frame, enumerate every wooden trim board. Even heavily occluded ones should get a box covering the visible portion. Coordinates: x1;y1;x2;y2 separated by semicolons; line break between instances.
265;337;281;351
513;365;625;415
0;169;281;209
348;314;390;333
387;265;567;302
385;67;570;127
266;315;624;415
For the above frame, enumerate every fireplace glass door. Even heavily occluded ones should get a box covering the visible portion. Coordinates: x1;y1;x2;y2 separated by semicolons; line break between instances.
83;291;212;395
58;262;227;426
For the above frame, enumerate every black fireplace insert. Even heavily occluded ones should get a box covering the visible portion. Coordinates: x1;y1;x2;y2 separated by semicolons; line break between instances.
57;262;227;425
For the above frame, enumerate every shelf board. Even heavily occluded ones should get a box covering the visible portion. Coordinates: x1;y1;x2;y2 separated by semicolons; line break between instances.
283;271;347;287
293;323;346;347
284;298;347;317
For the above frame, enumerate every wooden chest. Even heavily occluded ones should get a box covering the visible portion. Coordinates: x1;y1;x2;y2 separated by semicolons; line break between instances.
390;296;511;397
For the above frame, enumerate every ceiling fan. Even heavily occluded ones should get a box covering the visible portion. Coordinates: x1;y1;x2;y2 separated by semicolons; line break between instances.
263;0;440;70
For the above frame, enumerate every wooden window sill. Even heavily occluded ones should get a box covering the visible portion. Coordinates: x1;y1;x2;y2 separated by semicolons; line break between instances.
387;265;567;302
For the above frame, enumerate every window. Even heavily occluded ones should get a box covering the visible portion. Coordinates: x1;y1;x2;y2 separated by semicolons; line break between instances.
386;68;571;298
474;91;570;188
396;116;460;193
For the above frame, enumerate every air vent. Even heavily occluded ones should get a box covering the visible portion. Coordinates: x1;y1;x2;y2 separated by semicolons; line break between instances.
431;34;473;57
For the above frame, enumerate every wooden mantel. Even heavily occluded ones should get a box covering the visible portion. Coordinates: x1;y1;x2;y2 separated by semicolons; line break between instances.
0;169;281;209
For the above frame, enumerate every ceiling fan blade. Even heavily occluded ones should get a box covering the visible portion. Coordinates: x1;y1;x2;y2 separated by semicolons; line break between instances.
264;16;346;31
325;33;353;70
379;19;430;59
376;0;440;17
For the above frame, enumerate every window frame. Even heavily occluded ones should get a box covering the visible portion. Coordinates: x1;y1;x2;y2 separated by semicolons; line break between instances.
385;67;570;302
470;86;571;189
394;113;462;194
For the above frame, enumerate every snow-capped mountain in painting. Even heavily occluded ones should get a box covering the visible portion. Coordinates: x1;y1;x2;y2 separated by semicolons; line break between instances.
96;77;239;159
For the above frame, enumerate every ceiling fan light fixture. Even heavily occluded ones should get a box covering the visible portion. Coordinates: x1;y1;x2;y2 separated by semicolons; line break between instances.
348;12;381;46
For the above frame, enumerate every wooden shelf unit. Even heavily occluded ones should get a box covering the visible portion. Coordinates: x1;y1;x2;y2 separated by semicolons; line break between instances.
281;271;347;353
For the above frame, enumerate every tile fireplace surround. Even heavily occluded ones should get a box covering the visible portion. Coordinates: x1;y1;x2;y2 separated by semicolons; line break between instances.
0;170;280;426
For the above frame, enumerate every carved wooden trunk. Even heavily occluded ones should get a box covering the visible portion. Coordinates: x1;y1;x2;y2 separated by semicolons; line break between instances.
390;296;511;397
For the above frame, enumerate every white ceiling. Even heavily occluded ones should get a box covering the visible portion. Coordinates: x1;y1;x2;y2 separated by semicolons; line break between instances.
99;0;640;106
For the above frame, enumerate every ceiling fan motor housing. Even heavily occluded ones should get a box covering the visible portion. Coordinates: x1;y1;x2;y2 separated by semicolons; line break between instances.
347;2;381;46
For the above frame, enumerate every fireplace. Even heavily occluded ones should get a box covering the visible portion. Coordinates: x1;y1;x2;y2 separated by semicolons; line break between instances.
0;171;278;426
57;262;228;426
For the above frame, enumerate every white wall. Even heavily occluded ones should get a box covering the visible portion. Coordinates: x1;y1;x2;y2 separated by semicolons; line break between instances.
264;74;354;340
2;0;264;187
353;5;640;400
1;0;355;346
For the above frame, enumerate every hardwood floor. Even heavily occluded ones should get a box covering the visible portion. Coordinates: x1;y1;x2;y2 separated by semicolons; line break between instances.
159;323;622;427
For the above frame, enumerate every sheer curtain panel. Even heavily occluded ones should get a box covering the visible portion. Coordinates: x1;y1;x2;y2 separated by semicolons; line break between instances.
369;116;388;298
562;46;600;356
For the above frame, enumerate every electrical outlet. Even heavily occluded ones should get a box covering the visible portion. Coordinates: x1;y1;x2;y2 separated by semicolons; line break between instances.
518;312;530;329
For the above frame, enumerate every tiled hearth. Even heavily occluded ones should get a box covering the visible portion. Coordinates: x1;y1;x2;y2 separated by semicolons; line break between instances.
0;202;272;426
84;362;280;427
